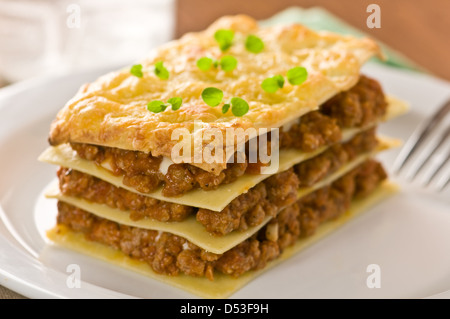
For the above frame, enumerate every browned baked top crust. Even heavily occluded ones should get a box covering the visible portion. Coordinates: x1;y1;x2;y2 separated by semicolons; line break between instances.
48;15;382;173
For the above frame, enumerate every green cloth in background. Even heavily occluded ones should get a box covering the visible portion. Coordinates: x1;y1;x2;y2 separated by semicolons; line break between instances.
260;7;425;73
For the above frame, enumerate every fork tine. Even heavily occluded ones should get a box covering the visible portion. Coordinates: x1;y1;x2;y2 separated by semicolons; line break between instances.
407;125;450;180
424;149;450;187
393;99;450;173
439;173;450;192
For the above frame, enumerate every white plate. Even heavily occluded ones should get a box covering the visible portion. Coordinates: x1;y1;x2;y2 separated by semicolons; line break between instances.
0;63;449;299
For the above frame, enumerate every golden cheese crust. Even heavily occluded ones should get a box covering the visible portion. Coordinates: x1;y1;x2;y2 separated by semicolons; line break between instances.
48;15;382;173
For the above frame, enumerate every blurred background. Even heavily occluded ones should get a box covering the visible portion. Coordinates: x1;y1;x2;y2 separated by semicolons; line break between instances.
0;0;449;89
0;0;175;84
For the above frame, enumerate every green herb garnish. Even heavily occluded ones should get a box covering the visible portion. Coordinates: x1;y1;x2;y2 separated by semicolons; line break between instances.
261;75;285;93
196;57;214;71
130;64;143;78
147;97;183;113
214;29;234;51
147;100;167;113
154;61;169;80
245;35;264;53
273;75;285;88
201;87;223;107
287;66;308;85
200;87;249;116
262;68;307;93
167;97;183;110
197;55;238;72
230;97;249;117
261;78;278;93
219;55;238;72
222;103;230;114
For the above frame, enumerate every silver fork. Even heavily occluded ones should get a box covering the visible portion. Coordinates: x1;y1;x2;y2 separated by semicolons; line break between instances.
392;98;450;191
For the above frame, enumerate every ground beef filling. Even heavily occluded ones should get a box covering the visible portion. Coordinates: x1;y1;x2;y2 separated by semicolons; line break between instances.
58;129;378;235
70;75;386;197
56;166;298;233
57;167;194;222
194;128;377;235
56;159;387;280
294;127;377;187
196;168;299;236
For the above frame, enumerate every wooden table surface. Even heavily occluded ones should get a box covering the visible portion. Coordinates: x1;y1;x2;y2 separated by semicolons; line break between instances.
177;0;450;81
1;0;449;299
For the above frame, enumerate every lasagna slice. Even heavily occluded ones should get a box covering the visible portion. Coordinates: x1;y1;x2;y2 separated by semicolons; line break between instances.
39;15;407;298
